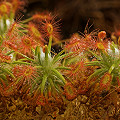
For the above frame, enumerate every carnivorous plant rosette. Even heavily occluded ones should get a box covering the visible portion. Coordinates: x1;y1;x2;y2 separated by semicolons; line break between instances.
10;36;71;105
87;38;120;91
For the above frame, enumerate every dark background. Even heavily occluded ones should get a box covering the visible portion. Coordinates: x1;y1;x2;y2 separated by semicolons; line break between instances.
25;0;120;39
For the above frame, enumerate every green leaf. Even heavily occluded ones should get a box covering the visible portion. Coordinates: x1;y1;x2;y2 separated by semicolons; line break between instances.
34;66;42;69
5;50;15;56
53;49;65;63
21;17;33;24
52;52;73;64
109;64;115;74
87;68;108;83
17;58;28;61
86;61;101;66
16;52;34;62
12;61;31;65
54;80;64;87
48;35;52;53
100;51;111;67
31;48;35;54
48;78;55;88
52;69;66;84
56;66;71;70
35;46;39;56
54;82;63;93
45;45;48;64
41;74;47;95
37;49;41;65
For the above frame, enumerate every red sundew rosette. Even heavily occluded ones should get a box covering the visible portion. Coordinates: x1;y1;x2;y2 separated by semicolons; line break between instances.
11;65;38;101
63;82;77;101
12;65;24;77
65;32;97;55
65;33;82;54
40;15;61;43
83;33;97;51
67;61;85;78
6;21;24;39
100;72;112;91
20;65;38;86
19;35;37;55
12;65;25;89
12;65;38;89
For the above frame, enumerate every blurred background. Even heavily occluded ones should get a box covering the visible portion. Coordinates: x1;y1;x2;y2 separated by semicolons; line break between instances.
25;0;120;39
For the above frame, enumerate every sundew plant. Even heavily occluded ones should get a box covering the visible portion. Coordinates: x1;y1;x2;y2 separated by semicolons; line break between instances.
0;0;120;119
0;0;72;106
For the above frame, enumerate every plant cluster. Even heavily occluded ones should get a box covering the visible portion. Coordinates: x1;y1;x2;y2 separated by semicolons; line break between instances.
0;0;71;106
0;0;120;119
